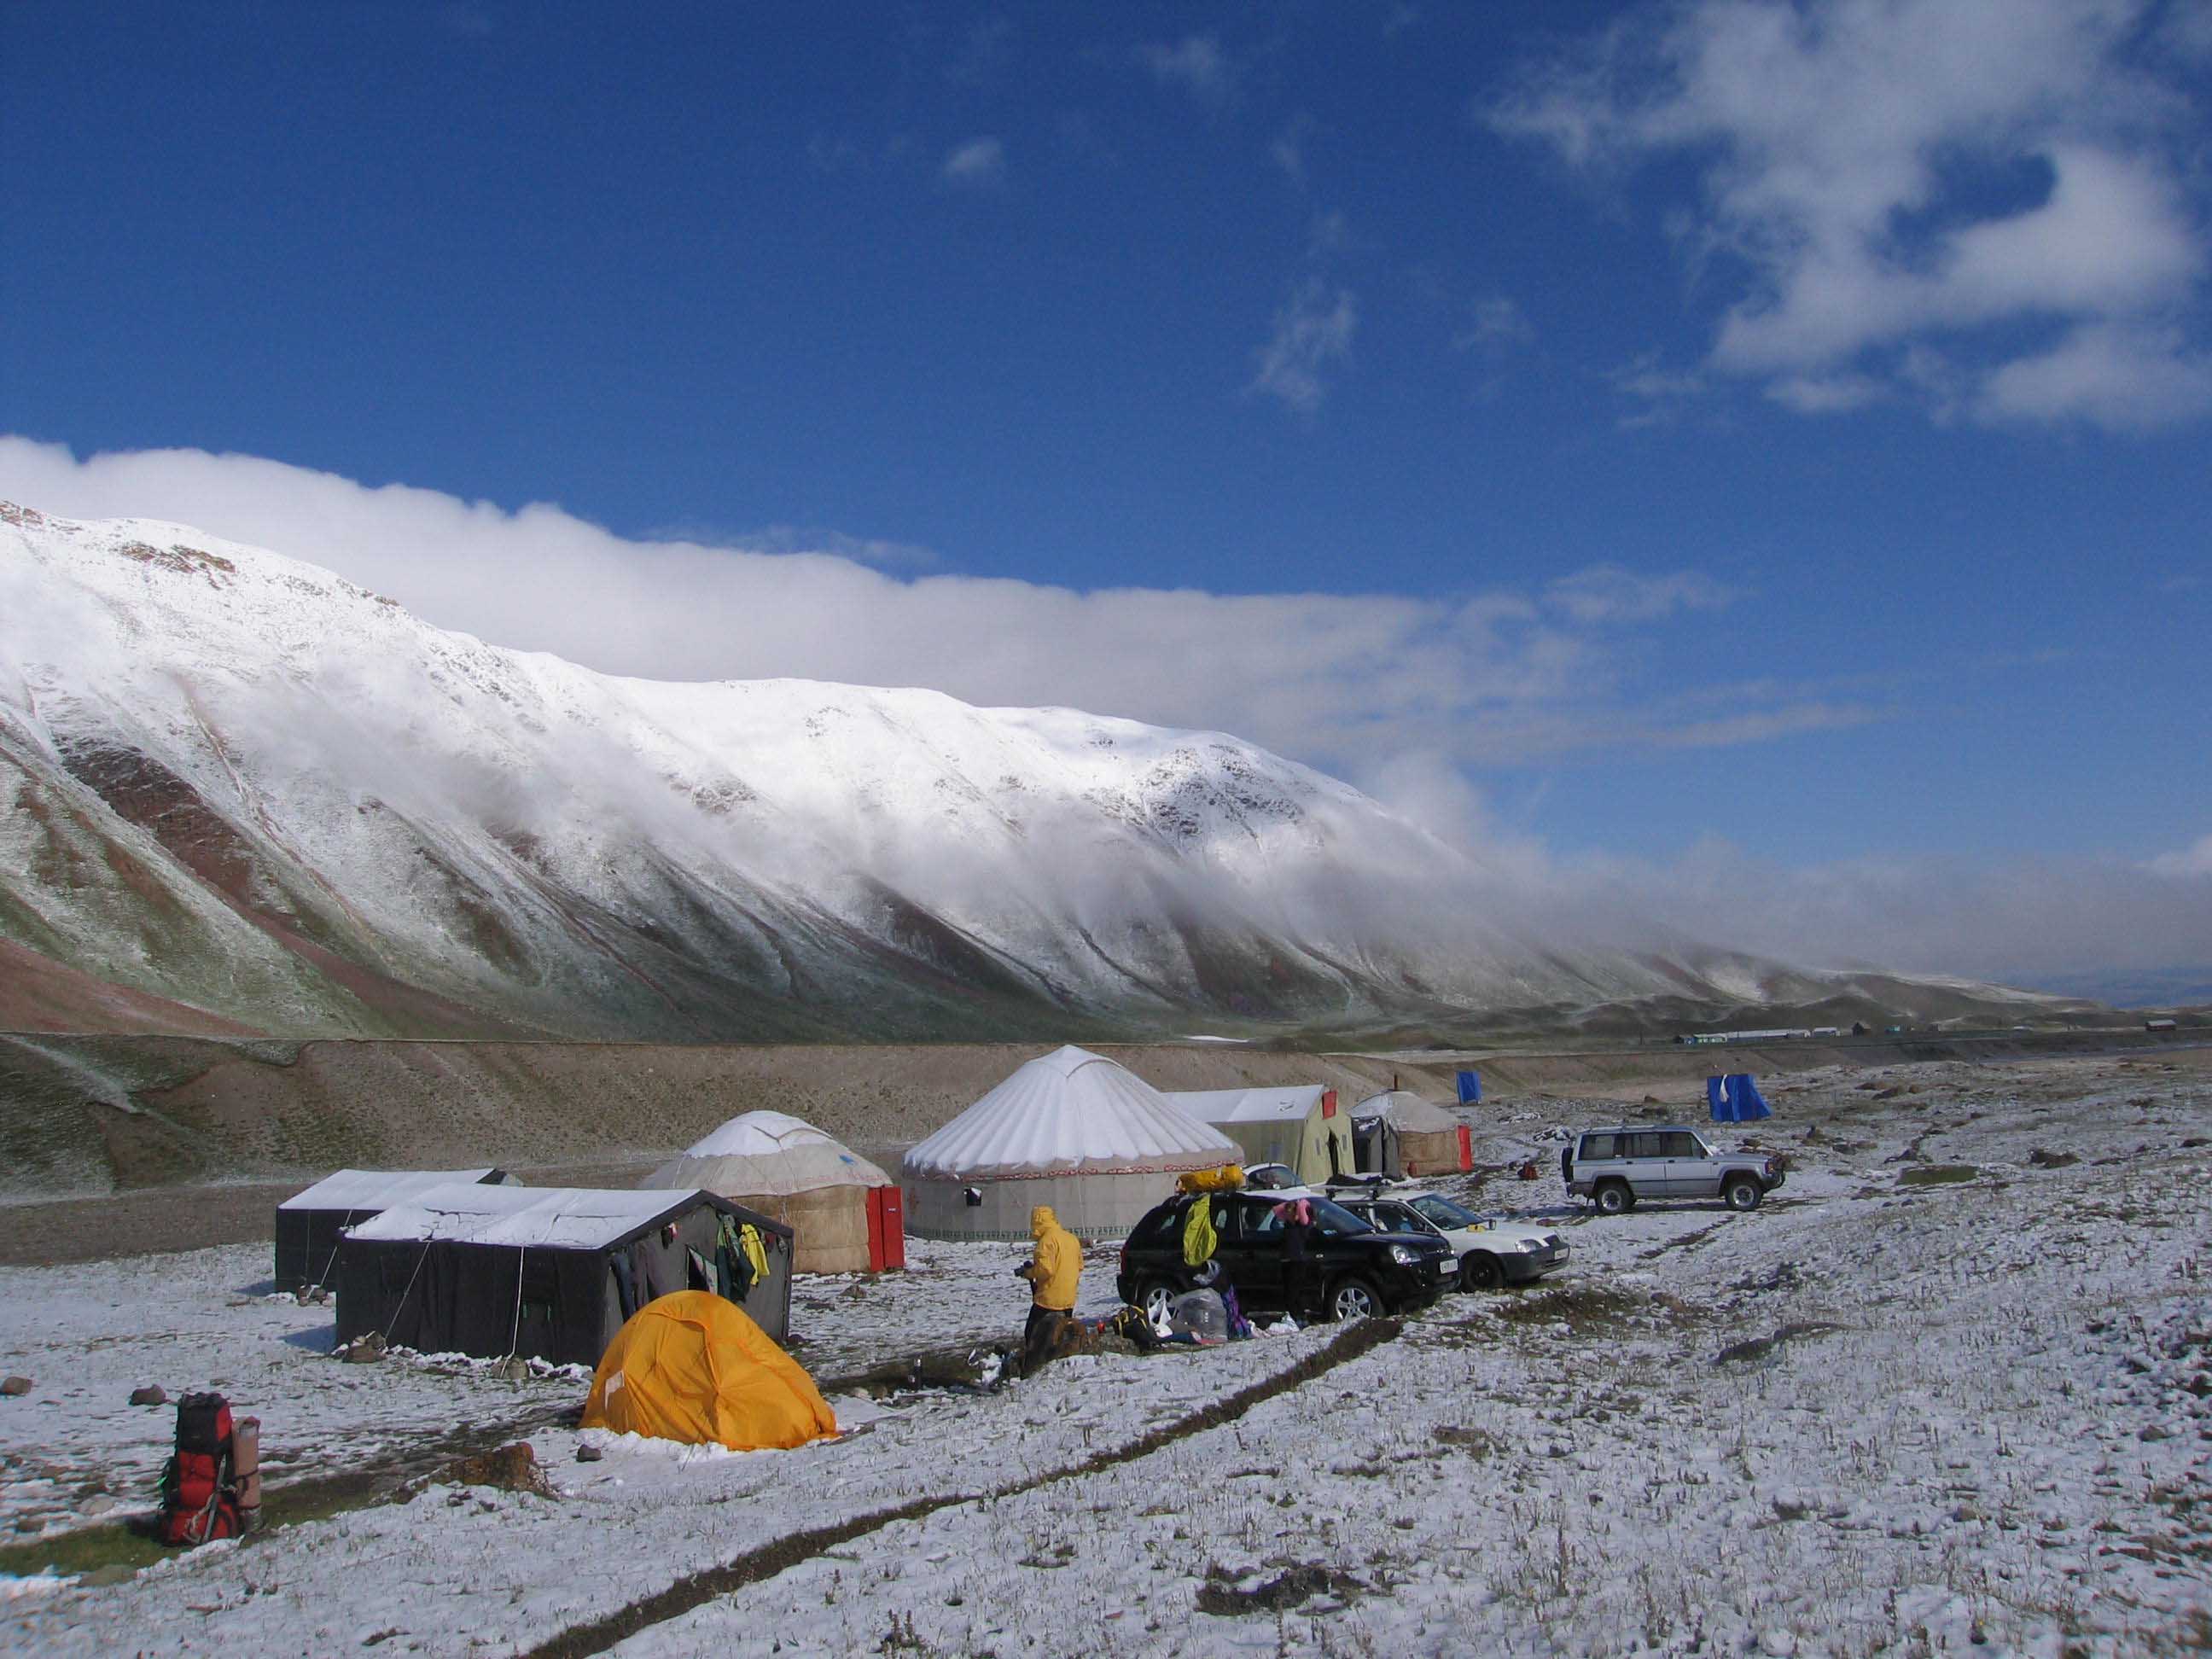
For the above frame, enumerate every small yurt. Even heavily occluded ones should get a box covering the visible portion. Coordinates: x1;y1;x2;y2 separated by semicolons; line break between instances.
641;1111;902;1275
1165;1086;1354;1187
1356;1091;1472;1177
901;1045;1240;1241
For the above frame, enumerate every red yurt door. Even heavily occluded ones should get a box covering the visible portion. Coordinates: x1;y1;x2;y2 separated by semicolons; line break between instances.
866;1186;907;1272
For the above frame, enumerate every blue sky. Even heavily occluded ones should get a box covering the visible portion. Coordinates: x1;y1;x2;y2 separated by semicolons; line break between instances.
4;1;2209;986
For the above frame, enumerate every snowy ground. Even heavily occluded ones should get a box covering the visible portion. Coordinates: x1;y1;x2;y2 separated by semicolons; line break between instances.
2;1050;2207;1656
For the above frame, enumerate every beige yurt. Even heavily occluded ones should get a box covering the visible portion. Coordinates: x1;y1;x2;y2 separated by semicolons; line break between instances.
1356;1091;1472;1178
901;1045;1241;1242
643;1111;897;1274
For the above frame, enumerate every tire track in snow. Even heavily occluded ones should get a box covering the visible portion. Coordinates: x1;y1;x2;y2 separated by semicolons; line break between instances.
524;1315;1405;1659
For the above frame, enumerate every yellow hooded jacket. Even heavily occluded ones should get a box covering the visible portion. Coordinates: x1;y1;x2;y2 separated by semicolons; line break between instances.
1021;1205;1080;1311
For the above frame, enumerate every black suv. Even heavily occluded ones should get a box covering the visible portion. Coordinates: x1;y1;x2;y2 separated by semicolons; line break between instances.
1115;1190;1452;1324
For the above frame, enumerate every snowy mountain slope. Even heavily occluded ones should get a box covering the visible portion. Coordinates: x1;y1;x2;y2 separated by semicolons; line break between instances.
0;501;2045;1039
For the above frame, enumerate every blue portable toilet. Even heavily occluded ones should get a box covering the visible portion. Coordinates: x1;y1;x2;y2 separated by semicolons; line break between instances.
1455;1070;1481;1105
1707;1074;1771;1122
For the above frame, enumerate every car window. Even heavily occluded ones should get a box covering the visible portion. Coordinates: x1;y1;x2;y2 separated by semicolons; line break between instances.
1129;1205;1182;1245
1580;1133;1617;1160
1659;1131;1701;1157
1306;1197;1373;1237
1411;1194;1478;1228
1207;1200;1241;1241
1246;1202;1284;1238
1627;1132;1668;1159
1370;1202;1433;1234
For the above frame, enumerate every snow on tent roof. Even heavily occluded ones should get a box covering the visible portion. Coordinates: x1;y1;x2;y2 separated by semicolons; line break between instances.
1353;1091;1459;1132
643;1110;890;1196
902;1045;1237;1179
277;1168;501;1212
680;1109;838;1160
1167;1086;1329;1125
345;1184;709;1250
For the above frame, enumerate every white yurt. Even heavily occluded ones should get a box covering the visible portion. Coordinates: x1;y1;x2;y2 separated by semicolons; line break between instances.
901;1045;1241;1241
642;1111;899;1274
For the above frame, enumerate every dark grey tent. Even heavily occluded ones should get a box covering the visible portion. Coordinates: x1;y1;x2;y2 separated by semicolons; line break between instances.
334;1185;794;1367
276;1168;510;1292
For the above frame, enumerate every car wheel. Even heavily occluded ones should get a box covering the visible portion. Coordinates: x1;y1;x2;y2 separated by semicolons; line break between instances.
1138;1279;1178;1326
1460;1253;1505;1292
1594;1180;1633;1215
1724;1175;1763;1212
1326;1278;1382;1322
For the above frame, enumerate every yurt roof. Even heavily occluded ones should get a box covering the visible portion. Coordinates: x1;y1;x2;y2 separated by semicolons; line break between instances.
902;1045;1237;1179
346;1183;713;1250
643;1110;890;1196
1166;1086;1330;1126
1354;1091;1460;1132
278;1168;503;1212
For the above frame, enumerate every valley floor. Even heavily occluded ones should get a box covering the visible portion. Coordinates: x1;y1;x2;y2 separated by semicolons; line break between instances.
0;1051;2206;1656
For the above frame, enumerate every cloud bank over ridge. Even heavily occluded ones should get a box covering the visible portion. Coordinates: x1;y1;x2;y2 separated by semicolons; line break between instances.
0;435;1814;783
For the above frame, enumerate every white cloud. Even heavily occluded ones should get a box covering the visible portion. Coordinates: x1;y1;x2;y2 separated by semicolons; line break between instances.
940;137;1005;188
1140;35;1235;106
1975;322;2212;430
1609;351;1708;425
1249;280;1357;413
1765;371;1885;414
2146;833;2212;877
1305;209;1349;259
1453;294;1534;352
0;436;1821;779
1553;837;2212;988
1543;564;1735;625
1490;0;2212;429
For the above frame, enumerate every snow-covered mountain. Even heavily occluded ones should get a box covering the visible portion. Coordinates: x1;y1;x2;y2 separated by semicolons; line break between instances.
0;501;2040;1040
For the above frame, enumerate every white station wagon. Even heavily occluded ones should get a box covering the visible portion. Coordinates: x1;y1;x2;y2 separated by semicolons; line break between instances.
1332;1190;1569;1291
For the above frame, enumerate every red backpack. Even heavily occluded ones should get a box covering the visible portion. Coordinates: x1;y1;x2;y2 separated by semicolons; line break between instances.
157;1393;241;1545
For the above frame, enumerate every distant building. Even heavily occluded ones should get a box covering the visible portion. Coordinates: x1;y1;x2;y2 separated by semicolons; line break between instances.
2145;1017;2179;1033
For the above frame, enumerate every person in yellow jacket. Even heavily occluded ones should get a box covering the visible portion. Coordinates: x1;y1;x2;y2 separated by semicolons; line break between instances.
1015;1204;1080;1369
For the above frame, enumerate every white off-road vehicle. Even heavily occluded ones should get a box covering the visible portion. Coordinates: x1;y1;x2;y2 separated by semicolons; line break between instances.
1563;1126;1784;1214
1331;1190;1569;1291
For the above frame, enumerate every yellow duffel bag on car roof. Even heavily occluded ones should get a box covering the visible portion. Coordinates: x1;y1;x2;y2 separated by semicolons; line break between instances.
1175;1165;1245;1194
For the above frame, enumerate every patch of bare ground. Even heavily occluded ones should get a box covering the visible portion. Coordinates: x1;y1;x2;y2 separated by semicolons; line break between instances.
1488;1282;1697;1336
1193;1560;1367;1615
1713;1321;1850;1365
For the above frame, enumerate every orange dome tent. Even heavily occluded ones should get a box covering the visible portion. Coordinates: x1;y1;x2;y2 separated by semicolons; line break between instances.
581;1290;837;1451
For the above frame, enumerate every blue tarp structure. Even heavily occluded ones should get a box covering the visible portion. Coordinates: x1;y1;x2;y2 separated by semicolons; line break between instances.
1707;1074;1772;1122
1456;1070;1481;1104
